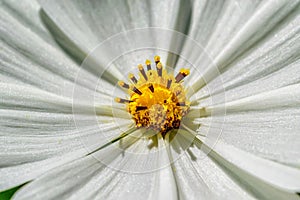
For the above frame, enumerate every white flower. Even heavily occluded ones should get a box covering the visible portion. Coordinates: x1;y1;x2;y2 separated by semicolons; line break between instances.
0;0;300;200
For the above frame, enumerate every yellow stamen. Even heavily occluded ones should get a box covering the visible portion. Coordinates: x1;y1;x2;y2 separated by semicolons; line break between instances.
138;64;148;81
118;81;129;89
115;97;132;103
156;62;162;77
180;68;190;76
145;60;151;71
115;56;190;138
115;97;121;103
154;55;160;63
175;68;190;83
145;59;151;65
128;73;138;83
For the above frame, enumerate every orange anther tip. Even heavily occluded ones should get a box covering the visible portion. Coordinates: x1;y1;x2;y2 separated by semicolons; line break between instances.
138;64;143;70
154;55;160;62
118;81;124;86
180;68;190;75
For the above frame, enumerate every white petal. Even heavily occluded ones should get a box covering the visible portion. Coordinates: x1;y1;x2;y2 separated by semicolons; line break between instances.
0;83;133;191
12;132;177;200
211;0;298;68
0;120;133;192
200;60;300;105
184;128;300;199
185;0;299;92
0;1;112;99
167;131;218;200
193;109;300;167
38;0;192;80
209;140;300;199
0;83;128;117
73;133;177;200
0;108;130;136
209;83;300;114
0;148;86;192
0;114;130;166
39;0;190;56
11;155;102;200
169;131;255;200
193;5;300;103
190;84;300;166
176;0;260;70
1;0;51;36
149;138;178;200
0;83;71;112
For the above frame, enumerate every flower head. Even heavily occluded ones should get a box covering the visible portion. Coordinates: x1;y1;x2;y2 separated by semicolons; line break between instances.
115;56;190;137
0;0;300;200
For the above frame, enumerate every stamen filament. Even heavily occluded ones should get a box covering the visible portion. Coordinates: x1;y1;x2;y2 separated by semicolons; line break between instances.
154;55;160;64
136;106;148;111
132;86;142;95
115;97;133;103
175;69;190;83
138;64;148;81
129;73;138;84
145;60;151;71
167;79;172;89
118;81;130;89
148;83;154;93
176;102;186;106
156;62;162;77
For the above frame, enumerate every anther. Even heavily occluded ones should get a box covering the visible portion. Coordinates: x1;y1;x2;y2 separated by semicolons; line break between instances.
176;102;186;106
156;62;162;77
129;73;138;84
115;97;133;103
138;64;148;81
145;60;151;71
166;79;172;89
148;83;154;93
175;69;190;83
154;55;160;64
132;86;142;95
118;81;130;89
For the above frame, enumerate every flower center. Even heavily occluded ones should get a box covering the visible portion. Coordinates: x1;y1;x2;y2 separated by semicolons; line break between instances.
115;56;190;137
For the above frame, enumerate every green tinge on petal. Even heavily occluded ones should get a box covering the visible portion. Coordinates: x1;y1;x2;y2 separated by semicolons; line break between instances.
0;185;25;200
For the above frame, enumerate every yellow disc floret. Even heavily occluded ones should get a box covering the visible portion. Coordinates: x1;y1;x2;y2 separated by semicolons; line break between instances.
115;56;190;138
